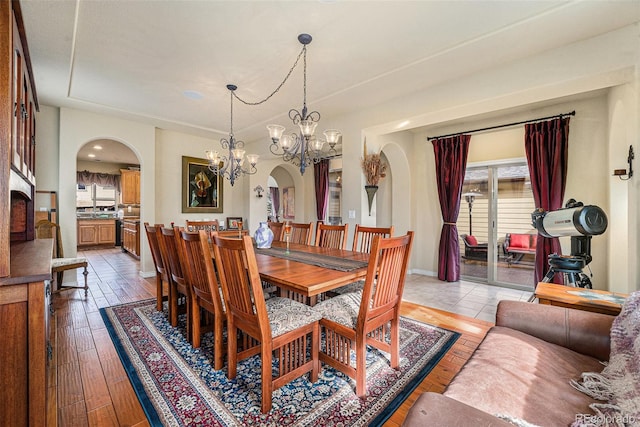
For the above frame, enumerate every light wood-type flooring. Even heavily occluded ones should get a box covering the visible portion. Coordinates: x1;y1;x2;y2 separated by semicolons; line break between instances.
49;247;494;426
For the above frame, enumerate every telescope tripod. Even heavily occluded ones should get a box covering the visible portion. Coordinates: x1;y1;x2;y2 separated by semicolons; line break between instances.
541;254;592;289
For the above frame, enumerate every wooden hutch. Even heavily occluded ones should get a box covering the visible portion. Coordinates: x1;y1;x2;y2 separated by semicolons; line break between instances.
0;1;53;425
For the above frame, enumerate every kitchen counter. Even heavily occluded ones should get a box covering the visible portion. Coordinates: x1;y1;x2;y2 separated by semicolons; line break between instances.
77;216;117;221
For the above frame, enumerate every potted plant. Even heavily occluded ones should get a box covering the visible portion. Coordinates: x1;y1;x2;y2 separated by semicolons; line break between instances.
361;141;387;215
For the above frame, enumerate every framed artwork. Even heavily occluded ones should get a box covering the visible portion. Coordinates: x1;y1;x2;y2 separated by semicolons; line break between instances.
282;186;295;219
182;156;223;213
226;217;243;230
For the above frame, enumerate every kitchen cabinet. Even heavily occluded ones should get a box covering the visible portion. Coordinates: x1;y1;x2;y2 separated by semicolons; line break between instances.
2;0;40;276
120;169;140;205
1;3;50;424
77;219;116;247
0;239;53;426
122;219;140;258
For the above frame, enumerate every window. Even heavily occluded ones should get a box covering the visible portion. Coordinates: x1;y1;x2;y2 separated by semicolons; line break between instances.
76;183;117;212
327;170;342;224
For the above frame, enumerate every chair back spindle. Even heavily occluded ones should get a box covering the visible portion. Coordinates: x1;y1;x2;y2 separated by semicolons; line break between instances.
315;223;348;250
287;222;313;245
268;221;284;242
352;224;394;253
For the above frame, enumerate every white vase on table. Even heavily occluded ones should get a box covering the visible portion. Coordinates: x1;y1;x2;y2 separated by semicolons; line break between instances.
254;222;274;249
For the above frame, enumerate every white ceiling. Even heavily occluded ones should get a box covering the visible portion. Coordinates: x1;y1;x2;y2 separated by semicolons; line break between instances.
20;0;640;165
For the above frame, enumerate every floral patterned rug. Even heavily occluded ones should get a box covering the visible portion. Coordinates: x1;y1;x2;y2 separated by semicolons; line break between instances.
100;299;459;426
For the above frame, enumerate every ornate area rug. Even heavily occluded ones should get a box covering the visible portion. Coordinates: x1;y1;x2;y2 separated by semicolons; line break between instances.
100;299;459;426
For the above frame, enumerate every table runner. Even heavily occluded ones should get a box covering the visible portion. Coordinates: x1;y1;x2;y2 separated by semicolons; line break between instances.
256;246;368;272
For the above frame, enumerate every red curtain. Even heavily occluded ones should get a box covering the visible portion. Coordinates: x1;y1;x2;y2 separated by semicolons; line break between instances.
432;135;471;281
314;159;330;221
525;117;570;284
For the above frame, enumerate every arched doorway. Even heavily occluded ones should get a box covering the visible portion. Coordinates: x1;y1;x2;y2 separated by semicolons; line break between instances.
76;139;140;253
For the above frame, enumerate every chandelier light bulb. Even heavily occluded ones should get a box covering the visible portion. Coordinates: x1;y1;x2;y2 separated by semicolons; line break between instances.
299;120;318;138
267;124;285;143
281;134;294;151
246;154;260;166
323;129;341;145
310;137;325;151
232;148;245;160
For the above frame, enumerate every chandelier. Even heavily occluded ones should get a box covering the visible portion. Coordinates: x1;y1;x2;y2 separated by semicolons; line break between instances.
265;34;341;175
205;84;258;187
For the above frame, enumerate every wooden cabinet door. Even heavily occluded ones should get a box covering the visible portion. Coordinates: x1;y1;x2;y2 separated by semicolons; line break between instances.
120;170;140;205
97;222;115;245
78;223;98;246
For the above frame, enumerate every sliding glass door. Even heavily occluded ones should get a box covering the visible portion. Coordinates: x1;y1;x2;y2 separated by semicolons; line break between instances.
460;161;536;290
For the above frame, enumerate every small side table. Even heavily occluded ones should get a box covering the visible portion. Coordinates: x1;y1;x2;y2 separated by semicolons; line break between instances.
534;282;627;316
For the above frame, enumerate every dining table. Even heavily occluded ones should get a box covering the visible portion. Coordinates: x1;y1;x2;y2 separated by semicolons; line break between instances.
254;241;370;305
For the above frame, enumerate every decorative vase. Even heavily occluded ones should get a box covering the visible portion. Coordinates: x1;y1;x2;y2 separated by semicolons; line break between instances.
254;221;274;249
364;185;379;216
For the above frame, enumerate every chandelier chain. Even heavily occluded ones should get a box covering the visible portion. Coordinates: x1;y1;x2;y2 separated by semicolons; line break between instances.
231;45;306;106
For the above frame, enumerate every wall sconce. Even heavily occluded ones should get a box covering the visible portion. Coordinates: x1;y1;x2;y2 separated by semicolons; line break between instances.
613;145;634;181
254;185;264;198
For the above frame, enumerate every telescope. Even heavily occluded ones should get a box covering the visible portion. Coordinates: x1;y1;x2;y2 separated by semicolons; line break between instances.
531;199;607;288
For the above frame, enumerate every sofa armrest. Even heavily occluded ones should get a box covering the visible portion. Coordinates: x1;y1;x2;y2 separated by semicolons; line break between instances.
496;300;613;361
403;392;512;427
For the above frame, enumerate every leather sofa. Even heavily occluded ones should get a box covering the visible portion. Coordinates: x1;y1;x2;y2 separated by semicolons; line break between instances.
403;300;615;427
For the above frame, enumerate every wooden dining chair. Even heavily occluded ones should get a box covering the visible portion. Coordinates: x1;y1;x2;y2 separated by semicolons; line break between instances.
185;219;219;232
143;223;170;311
352;224;394;253
313;231;414;397
287;222;313;245
315;222;348;250
211;234;321;413
328;225;395;296
267;221;284;242
35;219;89;295
158;226;193;342
179;229;227;370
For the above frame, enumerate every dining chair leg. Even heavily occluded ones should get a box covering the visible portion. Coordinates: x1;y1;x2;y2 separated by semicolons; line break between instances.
227;319;238;379
213;314;224;370
82;265;89;296
311;322;319;382
156;273;163;311
169;283;178;326
191;294;201;348
391;318;400;368
356;338;367;397
261;344;274;413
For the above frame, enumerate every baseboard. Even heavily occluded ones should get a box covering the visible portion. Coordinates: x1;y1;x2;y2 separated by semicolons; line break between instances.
410;268;438;277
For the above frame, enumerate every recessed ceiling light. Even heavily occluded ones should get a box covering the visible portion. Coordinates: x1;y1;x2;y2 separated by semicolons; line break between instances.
88;154;96;158
93;145;102;150
183;90;204;100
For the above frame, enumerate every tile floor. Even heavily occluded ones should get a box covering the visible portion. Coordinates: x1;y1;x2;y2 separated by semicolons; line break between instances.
402;274;534;323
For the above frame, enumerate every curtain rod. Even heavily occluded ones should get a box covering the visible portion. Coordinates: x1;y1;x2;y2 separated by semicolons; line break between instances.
426;110;575;141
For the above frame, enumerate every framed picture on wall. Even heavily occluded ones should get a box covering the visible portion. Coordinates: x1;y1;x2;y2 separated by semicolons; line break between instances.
282;186;295;219
181;156;223;213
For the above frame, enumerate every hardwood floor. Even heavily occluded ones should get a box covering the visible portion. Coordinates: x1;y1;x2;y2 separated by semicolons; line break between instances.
50;248;491;426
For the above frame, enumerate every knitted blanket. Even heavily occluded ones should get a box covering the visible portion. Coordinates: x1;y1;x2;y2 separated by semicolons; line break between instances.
571;290;640;427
